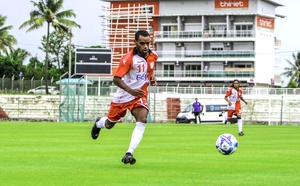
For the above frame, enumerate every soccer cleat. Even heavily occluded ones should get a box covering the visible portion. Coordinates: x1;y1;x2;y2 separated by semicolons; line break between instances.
91;117;101;140
121;153;136;165
238;131;245;136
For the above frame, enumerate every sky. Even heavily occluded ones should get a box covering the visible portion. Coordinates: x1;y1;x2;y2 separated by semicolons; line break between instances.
0;0;109;61
0;0;299;85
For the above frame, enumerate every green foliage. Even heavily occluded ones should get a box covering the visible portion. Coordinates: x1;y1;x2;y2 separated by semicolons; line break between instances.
0;55;18;77
287;81;297;88
39;31;72;69
0;15;17;55
24;56;44;80
19;0;80;94
281;52;300;88
0;123;299;186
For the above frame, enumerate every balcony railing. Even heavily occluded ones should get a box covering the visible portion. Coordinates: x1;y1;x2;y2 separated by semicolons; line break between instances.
154;30;255;39
155;70;254;78
109;86;300;96
156;50;255;59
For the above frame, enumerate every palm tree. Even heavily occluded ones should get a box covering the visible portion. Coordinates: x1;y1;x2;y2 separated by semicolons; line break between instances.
19;0;80;94
8;48;30;71
0;15;17;55
281;52;300;88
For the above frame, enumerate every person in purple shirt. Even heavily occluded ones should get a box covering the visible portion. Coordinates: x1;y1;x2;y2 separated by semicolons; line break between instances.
192;98;202;124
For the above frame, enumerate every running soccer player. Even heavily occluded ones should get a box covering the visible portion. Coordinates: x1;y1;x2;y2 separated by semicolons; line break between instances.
91;30;158;164
224;79;248;136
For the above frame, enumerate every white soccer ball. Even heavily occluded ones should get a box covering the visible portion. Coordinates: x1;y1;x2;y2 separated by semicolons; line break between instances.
216;133;238;155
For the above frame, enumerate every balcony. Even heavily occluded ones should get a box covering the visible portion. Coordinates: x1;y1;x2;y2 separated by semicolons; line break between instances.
155;70;254;79
202;50;254;58
156;50;255;61
154;30;255;41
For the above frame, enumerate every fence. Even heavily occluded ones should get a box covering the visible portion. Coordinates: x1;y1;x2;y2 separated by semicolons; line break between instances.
1;77;300;96
0;77;57;93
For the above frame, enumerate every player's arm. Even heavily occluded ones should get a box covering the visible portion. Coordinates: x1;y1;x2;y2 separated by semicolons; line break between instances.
113;76;145;98
224;96;232;106
150;76;157;86
240;95;248;105
148;61;157;86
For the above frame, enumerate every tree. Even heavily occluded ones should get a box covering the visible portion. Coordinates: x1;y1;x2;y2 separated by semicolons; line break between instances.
281;52;300;88
39;31;70;69
0;15;17;55
19;0;80;94
0;55;18;78
7;48;30;71
25;56;44;80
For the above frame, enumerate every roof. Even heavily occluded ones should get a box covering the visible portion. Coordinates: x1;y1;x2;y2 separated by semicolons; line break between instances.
261;0;284;7
56;78;93;85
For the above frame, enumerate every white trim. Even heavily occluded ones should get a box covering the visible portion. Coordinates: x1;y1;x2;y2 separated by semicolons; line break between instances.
161;23;178;26
233;22;254;25
185;23;202;26
209;22;226;25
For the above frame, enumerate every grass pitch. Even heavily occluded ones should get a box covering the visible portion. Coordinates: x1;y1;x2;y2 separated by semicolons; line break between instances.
0;122;299;186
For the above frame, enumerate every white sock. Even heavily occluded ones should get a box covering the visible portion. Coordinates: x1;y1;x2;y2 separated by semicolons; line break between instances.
237;119;243;132
127;122;146;154
96;117;107;128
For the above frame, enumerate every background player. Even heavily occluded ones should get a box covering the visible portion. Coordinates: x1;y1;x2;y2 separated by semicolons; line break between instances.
224;79;248;136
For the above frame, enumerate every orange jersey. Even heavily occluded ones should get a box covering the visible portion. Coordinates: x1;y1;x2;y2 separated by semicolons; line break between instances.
225;87;243;111
113;48;158;103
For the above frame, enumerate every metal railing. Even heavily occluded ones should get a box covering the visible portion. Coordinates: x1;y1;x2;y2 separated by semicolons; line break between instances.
154;70;254;78
155;50;255;59
1;77;299;96
0;76;57;94
154;30;255;40
110;86;300;96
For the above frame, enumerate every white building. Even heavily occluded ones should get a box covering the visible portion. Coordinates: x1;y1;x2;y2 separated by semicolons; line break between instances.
101;0;284;88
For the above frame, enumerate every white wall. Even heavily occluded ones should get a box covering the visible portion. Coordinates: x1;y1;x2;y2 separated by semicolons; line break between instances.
255;29;275;86
1;94;299;125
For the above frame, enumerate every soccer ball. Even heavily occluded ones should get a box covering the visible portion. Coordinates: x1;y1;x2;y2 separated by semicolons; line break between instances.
216;133;238;155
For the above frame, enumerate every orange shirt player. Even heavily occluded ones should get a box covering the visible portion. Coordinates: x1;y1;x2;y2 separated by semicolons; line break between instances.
224;79;248;136
91;30;158;165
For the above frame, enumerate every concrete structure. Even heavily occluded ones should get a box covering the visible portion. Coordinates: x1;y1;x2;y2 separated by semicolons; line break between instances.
1;94;299;125
101;0;284;88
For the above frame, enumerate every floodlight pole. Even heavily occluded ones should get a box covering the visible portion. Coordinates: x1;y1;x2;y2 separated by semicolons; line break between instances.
68;29;72;78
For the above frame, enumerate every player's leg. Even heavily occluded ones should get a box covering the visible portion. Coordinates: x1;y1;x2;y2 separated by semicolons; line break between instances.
91;117;102;139
227;110;234;124
122;98;148;165
122;106;148;165
91;102;125;139
236;109;244;136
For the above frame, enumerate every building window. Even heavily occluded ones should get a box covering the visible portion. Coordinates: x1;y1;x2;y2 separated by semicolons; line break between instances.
235;24;253;37
162;25;178;38
185;64;201;77
209;23;226;37
164;64;175;77
211;48;223;51
142;5;154;15
234;64;252;68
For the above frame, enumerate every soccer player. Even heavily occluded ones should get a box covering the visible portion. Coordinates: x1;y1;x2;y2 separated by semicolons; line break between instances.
192;98;202;124
91;30;158;165
224;79;248;136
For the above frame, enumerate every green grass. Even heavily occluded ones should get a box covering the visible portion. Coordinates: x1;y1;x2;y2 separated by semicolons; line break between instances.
0;122;299;186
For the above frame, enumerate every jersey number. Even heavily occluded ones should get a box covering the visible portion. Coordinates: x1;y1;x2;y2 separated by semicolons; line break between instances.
138;64;145;72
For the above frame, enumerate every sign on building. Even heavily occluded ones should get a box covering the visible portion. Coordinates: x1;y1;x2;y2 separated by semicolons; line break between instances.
75;48;112;75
